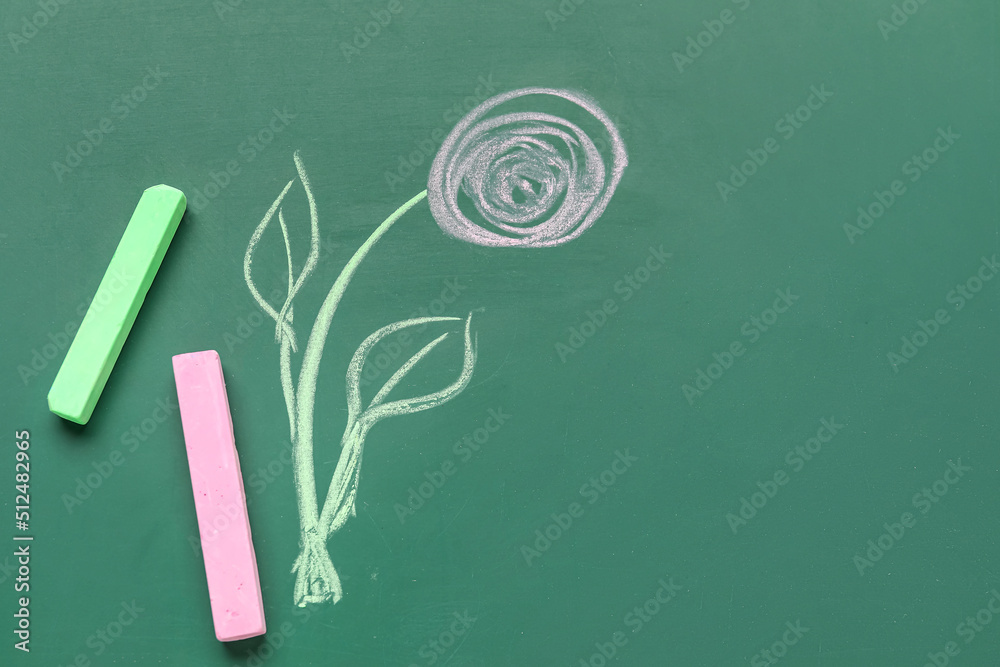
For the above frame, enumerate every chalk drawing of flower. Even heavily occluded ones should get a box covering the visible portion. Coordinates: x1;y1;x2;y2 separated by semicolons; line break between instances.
428;87;628;247
243;88;627;608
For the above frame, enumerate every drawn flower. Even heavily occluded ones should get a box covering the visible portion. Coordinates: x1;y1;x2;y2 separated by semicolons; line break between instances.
427;87;628;248
246;86;627;609
245;155;478;607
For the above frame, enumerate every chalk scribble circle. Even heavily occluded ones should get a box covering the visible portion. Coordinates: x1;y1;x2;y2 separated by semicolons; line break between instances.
427;87;628;248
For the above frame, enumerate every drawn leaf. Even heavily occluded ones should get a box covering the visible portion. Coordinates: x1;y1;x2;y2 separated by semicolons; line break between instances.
344;315;465;426
243;150;324;354
274;152;322;343
369;333;450;406
317;313;478;541
359;312;477;428
243;177;295;346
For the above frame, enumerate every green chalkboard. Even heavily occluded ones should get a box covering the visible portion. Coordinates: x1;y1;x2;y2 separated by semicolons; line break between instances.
2;1;999;665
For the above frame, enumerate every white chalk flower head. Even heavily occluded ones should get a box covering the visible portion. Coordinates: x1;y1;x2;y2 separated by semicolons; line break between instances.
427;87;628;248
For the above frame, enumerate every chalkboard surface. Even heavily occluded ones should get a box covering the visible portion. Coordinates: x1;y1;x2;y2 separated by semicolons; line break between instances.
2;1;998;665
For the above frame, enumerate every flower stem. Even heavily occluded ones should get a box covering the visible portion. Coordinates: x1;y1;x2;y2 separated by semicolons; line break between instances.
318;420;367;540
289;190;428;604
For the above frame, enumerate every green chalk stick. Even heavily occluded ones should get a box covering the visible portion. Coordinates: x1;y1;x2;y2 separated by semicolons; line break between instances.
48;185;186;424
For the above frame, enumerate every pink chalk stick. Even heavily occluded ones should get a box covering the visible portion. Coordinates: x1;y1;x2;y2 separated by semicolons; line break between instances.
172;350;265;642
